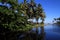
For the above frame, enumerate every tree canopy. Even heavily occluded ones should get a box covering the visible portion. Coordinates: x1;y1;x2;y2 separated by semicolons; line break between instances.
0;0;46;31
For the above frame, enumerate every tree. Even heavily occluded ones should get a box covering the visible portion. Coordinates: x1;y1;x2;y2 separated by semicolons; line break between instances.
0;0;46;31
0;0;46;40
0;0;33;31
53;17;60;24
26;0;46;23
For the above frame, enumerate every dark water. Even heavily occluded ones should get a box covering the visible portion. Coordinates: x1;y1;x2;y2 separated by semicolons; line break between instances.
18;24;60;40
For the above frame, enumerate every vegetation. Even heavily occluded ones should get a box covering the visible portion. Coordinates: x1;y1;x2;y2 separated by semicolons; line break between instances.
0;0;31;31
53;17;60;24
0;0;46;40
0;0;45;31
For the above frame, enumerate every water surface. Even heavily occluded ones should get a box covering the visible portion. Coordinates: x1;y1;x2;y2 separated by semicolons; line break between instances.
18;24;60;40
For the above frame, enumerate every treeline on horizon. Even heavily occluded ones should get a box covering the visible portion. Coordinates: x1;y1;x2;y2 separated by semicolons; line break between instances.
53;17;60;24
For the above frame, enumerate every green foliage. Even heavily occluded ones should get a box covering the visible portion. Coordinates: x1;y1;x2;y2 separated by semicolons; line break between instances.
0;0;33;31
0;0;45;31
20;0;46;22
53;17;60;24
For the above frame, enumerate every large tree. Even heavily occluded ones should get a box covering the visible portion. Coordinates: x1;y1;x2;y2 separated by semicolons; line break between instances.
0;0;46;40
0;0;33;31
19;0;46;23
0;0;46;31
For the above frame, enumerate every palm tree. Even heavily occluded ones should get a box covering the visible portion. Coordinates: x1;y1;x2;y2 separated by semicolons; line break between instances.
40;12;46;23
35;4;45;24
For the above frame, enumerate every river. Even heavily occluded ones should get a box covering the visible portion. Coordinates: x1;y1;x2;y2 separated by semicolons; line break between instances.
18;24;60;40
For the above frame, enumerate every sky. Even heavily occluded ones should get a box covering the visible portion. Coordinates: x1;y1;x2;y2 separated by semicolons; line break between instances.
0;0;60;23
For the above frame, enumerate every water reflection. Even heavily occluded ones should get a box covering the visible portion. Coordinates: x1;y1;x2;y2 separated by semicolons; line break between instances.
17;24;60;40
18;26;45;40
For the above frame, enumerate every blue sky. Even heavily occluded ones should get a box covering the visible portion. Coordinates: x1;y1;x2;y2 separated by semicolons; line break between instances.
18;0;60;23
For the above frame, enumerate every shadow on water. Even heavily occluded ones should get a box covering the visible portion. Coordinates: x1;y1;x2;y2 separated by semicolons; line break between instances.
18;26;45;40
